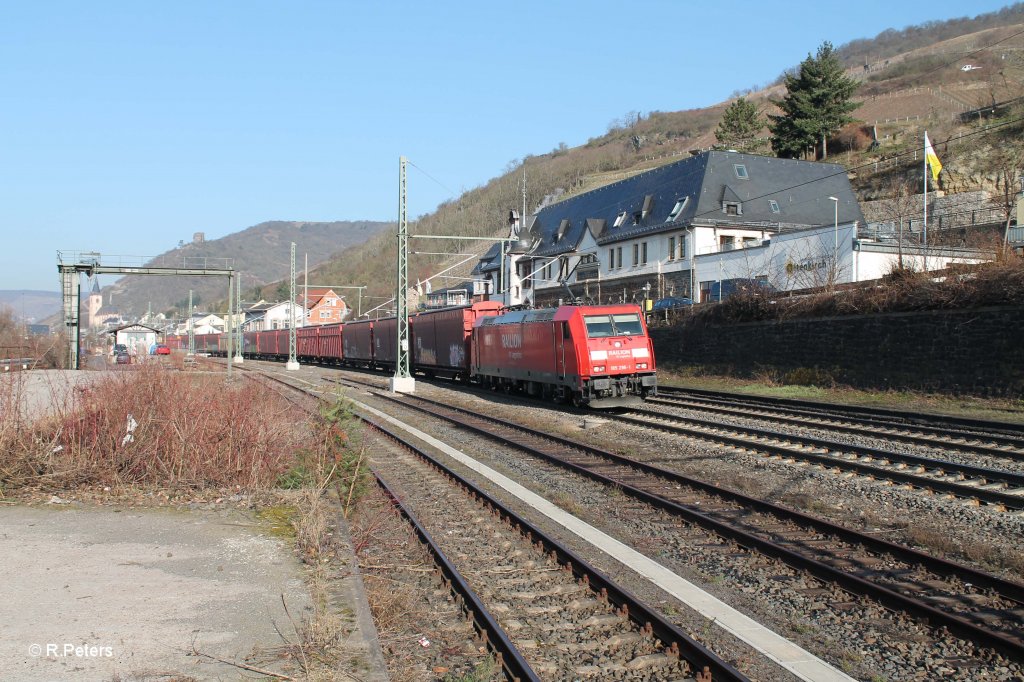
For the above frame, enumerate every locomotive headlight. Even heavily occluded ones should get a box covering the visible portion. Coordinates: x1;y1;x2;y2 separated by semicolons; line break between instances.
593;365;606;373
635;362;648;369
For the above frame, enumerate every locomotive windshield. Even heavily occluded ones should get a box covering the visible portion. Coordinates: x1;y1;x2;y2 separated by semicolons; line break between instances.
584;313;644;338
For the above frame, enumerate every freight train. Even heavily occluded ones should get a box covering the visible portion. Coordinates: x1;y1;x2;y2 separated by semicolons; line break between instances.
173;302;657;408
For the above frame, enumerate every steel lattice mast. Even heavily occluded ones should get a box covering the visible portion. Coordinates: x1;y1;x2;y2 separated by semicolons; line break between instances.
390;156;414;392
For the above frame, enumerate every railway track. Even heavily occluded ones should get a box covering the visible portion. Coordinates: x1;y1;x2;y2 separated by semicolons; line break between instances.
360;387;1024;663
615;405;1024;511
243;364;746;681
656;386;1024;451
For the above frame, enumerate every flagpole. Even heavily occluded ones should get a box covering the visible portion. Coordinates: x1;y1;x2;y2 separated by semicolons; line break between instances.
923;132;928;272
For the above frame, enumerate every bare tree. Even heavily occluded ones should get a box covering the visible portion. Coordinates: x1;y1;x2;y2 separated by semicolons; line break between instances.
989;144;1024;249
877;176;922;269
782;238;845;291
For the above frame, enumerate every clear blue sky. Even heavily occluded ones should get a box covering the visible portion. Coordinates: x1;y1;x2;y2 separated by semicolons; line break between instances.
1;0;1015;291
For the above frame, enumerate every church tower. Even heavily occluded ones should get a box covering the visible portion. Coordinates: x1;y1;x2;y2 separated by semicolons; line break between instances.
87;278;103;328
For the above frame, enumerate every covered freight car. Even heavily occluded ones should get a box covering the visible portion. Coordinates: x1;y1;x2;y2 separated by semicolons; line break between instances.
471;304;656;408
412;301;503;379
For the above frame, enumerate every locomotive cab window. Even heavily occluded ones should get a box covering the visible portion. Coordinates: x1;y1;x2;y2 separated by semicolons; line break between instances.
584;313;643;338
612;313;644;336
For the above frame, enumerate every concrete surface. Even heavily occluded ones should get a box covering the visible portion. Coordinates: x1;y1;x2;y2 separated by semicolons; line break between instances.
3;369;108;422
0;504;313;681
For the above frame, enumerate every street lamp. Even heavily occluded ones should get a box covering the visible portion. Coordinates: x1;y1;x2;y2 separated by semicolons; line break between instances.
828;196;839;281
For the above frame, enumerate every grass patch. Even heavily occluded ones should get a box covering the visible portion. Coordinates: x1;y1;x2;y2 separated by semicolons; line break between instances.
256;505;298;539
656;367;1024;424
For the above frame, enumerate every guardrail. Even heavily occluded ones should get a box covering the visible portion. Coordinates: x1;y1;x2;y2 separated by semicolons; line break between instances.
1;358;34;371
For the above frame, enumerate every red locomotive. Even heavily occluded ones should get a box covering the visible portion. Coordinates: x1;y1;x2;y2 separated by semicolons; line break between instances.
170;301;656;408
472;304;655;407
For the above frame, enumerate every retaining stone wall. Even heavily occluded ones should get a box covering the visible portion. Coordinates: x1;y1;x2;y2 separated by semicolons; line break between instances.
649;306;1024;396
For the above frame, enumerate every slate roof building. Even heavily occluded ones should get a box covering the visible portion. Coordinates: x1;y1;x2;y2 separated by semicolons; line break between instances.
474;150;983;307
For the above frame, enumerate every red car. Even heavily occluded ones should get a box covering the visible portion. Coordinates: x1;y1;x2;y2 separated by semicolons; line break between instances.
155;344;171;355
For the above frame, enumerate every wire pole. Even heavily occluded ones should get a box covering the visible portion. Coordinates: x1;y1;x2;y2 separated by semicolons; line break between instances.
226;273;233;378
187;290;195;356
286;242;299;370
234;272;243;361
390;156;414;393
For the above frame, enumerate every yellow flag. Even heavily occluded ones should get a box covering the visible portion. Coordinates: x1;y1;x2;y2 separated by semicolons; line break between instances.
924;132;942;182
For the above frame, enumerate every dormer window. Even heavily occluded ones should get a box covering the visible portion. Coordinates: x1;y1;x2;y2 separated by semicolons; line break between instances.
640;195;654;219
734;164;748;179
723;201;742;216
556;218;570;241
613;211;627;228
666;197;688;222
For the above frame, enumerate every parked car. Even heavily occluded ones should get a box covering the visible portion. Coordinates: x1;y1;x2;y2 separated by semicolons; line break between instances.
112;343;128;355
705;278;776;302
651;297;694;312
115;351;131;365
155;344;171;355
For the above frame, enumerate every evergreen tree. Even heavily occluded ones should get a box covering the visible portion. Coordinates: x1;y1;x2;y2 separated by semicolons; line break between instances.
769;42;861;160
714;97;766;153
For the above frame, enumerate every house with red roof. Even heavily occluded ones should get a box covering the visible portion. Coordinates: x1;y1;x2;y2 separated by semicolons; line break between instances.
298;288;349;326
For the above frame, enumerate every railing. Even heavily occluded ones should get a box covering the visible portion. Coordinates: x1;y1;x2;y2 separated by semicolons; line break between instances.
697;239;765;256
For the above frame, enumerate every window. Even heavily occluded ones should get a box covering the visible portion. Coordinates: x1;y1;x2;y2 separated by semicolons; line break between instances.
640;242;648;265
608;248;615;270
666;197;688;222
632;244;639;266
724;202;741;215
557;219;570;241
613;211;627;227
668;236;676;261
734;164;748;179
768;200;780;213
678;236;687;260
640;194;653;220
584;313;644;338
616;247;623;269
319;310;330;319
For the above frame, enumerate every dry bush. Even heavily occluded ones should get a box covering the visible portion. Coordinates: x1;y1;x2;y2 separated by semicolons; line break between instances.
689;258;1024;326
834;124;873;153
0;365;306;491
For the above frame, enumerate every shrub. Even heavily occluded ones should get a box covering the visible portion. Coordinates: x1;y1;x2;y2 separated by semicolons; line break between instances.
1;365;307;491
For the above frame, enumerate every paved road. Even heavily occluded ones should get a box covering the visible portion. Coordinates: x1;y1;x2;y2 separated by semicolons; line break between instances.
0;504;312;681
